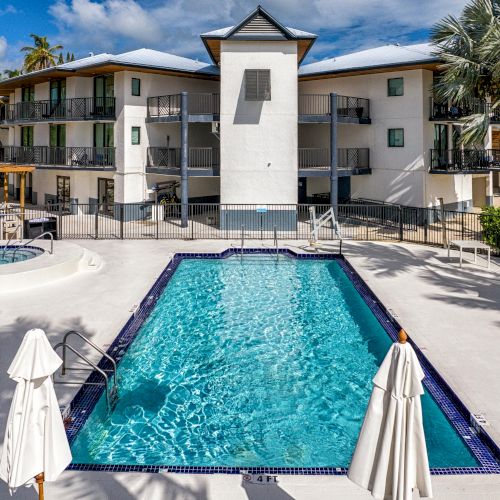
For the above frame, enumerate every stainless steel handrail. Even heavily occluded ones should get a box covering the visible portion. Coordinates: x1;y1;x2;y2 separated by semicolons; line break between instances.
53;343;113;410
53;330;119;411
11;230;54;260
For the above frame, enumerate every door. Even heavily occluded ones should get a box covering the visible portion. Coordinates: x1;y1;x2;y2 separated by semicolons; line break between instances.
57;175;70;212
94;74;114;116
20;85;35;120
434;124;448;168
298;177;307;203
20;126;34;163
94;123;114;166
50;124;66;165
50;79;66;118
339;177;351;203
98;178;114;216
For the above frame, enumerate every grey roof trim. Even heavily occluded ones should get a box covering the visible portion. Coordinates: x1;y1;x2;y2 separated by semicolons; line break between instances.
299;58;440;78
201;5;317;40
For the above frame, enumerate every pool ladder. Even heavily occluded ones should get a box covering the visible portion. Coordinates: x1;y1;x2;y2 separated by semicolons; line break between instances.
53;330;118;411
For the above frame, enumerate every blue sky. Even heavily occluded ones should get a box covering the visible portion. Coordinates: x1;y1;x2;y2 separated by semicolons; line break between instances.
0;0;468;73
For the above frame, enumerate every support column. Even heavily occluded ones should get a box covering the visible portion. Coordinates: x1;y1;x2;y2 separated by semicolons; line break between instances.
19;172;25;210
180;91;189;228
330;93;338;213
486;171;494;206
3;172;8;204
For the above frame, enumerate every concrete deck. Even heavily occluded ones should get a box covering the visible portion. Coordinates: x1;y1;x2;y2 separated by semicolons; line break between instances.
0;239;499;499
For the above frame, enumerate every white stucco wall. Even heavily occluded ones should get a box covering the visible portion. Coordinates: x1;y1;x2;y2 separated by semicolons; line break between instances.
220;40;298;204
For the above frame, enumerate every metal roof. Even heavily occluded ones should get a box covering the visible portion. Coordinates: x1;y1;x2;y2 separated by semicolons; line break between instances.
299;43;438;76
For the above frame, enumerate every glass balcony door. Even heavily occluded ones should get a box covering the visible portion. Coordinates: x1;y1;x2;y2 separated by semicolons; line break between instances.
94;74;114;117
49;80;66;118
50;124;66;165
94;123;114;166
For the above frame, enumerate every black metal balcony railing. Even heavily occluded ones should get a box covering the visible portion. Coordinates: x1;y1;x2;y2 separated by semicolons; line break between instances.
298;94;370;120
0;145;115;168
0;97;116;123
429;97;499;122
147;93;220;118
147;147;220;169
430;149;500;172
298;148;370;170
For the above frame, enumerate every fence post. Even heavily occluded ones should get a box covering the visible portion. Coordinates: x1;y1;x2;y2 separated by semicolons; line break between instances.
365;205;369;240
438;198;447;248
58;202;63;239
424;211;428;244
119;203;124;240
94;205;99;239
398;205;404;241
461;211;465;239
156;204;159;240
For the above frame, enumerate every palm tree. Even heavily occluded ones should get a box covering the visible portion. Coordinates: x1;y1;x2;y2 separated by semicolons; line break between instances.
3;69;22;79
21;34;63;72
431;0;500;146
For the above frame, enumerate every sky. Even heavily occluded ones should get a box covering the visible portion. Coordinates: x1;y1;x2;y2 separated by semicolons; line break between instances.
0;0;469;73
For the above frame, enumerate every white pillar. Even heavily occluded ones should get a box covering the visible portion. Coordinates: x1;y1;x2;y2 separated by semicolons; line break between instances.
486;171;494;206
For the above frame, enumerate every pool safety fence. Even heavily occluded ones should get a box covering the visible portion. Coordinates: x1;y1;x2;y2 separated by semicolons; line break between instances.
2;202;498;255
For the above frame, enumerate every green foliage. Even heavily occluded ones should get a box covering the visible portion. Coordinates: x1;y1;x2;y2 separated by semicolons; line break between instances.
479;206;500;248
21;34;63;72
431;0;500;146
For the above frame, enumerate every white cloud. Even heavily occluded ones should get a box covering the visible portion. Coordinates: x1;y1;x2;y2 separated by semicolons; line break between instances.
48;0;469;62
0;5;17;16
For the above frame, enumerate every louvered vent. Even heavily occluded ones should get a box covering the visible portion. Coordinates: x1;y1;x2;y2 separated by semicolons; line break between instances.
234;14;285;37
245;69;271;101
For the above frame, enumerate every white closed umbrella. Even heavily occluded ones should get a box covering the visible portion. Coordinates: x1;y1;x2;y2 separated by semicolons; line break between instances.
0;329;72;498
348;329;432;500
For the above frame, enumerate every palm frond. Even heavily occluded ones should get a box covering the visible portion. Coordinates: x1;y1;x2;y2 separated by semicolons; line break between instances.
458;113;491;146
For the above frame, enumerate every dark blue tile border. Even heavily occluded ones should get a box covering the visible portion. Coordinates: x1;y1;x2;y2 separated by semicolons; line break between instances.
64;248;500;475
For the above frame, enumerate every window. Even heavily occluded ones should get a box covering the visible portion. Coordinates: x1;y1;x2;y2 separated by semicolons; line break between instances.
131;78;141;96
388;128;404;147
21;86;34;102
94;123;114;147
388;77;404;97
245;69;271;101
131;126;140;145
50;79;66;103
21;126;34;147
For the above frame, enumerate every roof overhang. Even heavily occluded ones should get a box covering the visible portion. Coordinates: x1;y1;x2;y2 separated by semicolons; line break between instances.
299;60;441;81
201;5;317;65
0;62;219;93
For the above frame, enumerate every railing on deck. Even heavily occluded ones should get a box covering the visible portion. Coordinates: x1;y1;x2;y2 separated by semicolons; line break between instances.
147;93;219;118
430;149;500;172
298;148;369;171
147;147;219;169
1;97;115;123
298;94;370;119
429;97;499;122
0;145;115;168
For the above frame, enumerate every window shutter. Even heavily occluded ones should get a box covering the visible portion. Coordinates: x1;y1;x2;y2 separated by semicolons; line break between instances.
245;69;271;101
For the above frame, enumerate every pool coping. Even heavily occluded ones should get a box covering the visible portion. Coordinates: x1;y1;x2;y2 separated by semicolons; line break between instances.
64;248;500;475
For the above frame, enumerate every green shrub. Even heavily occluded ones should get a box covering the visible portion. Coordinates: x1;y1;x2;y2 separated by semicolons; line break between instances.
479;206;500;248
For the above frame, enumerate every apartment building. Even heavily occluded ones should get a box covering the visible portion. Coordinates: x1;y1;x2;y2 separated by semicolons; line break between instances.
1;5;499;223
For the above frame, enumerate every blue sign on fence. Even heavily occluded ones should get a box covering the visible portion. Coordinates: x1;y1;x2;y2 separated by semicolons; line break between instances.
256;206;268;213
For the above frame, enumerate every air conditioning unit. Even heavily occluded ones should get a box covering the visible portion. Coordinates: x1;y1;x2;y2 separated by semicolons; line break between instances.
212;121;220;139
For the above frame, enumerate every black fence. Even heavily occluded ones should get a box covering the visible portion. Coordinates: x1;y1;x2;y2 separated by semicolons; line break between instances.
430;149;500;172
7;203;499;255
429;97;499;123
1;97;115;122
0;146;115;169
298;148;369;171
298;94;370;120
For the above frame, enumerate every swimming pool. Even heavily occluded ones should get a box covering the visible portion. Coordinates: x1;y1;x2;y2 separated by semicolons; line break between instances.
0;245;44;265
68;252;497;472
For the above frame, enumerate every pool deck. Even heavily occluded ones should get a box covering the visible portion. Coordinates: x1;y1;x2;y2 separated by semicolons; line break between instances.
0;239;499;499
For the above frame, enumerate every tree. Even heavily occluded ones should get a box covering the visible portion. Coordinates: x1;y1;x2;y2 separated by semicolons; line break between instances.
21;34;63;72
431;0;500;146
3;69;22;78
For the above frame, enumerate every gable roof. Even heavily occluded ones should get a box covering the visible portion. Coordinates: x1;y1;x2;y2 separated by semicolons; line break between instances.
201;5;317;65
299;43;439;78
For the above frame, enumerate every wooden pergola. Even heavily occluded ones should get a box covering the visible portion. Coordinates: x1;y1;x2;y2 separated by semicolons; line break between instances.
0;164;36;211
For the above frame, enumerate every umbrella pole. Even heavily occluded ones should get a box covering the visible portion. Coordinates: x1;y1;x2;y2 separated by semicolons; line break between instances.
35;473;44;500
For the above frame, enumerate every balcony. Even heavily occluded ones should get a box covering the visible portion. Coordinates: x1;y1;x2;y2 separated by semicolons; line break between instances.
146;93;220;123
146;147;220;175
0;97;116;124
298;94;371;124
430;149;500;173
429;97;499;123
298;148;370;176
0;146;115;170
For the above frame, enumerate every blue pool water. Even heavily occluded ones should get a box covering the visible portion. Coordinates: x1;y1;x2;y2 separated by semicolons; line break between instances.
0;246;43;265
72;255;479;468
